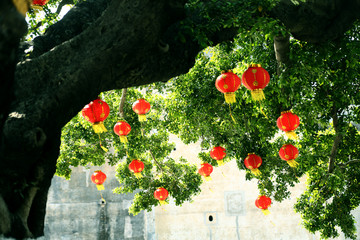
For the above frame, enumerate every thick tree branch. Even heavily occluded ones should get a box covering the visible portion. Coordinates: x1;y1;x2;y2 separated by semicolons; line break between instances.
271;0;360;43
119;88;127;119
274;34;290;66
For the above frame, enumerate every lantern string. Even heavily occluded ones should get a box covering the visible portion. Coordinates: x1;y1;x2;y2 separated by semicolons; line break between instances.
140;122;144;137
98;133;108;152
228;104;237;124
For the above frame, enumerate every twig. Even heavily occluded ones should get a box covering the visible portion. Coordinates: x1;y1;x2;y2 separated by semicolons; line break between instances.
338;159;360;168
149;149;164;173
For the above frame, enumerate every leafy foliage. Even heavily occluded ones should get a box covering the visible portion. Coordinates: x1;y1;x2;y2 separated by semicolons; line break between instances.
54;1;360;239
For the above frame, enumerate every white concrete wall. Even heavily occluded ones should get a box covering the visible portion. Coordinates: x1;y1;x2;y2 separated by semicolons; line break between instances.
154;136;360;240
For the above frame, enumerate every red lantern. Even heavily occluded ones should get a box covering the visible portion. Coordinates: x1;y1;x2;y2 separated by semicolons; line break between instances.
279;144;299;168
244;153;262;176
154;187;169;205
132;99;151;122
255;195;272;215
241;64;270;101
210;146;226;166
129;159;145;178
215;70;241;104
91;170;107;191
113;121;131;143
82;98;110;133
32;0;48;5
277;111;300;140
198;163;213;181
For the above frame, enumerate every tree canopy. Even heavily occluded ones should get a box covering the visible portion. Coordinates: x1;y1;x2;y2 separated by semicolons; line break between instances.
1;0;360;239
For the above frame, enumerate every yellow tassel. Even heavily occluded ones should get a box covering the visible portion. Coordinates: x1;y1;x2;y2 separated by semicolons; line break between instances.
251;168;261;176
159;200;168;206
120;136;128;143
285;131;298;140
204;176;212;181
134;172;143;178
31;5;43;10
261;209;270;215
251;89;265;101
287;160;299;168
100;146;108;152
96;184;105;191
217;160;224;166
224;92;236;104
92;122;107;133
138;114;147;122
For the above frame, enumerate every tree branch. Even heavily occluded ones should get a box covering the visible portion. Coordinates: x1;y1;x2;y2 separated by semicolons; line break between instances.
328;107;342;173
338;159;360;168
119;88;127;119
274;34;290;66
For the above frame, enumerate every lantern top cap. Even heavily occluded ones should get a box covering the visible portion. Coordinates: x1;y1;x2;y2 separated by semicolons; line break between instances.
94;170;102;173
247;152;256;155
221;69;233;74
249;64;262;68
281;110;293;114
117;120;129;123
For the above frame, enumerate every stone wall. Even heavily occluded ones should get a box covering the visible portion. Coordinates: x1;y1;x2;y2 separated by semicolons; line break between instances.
153;135;360;240
44;165;155;240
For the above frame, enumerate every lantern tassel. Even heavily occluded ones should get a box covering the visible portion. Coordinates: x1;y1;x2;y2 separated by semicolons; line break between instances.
120;136;128;144
92;122;107;133
251;168;261;176
217;160;224;166
96;184;105;191
134;172;143;178
251;89;265;101
224;92;236;104
285;131;298;140
261;209;270;215
287;160;299;168
204;176;212;181
159;200;168;206
138;114;147;122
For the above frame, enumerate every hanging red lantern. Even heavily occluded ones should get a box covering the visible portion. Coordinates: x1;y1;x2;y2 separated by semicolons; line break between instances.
198;163;213;181
113;121;131;143
31;0;48;10
132;99;151;122
215;70;241;104
255;195;272;215
82;98;110;133
277;111;300;140
129;159;145;178
32;0;48;5
279;144;299;168
210;146;226;166
241;64;270;101
244;153;262;176
154;187;169;205
91;170;107;191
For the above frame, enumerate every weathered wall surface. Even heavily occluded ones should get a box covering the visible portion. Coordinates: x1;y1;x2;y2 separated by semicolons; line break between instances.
153;135;360;240
44;165;155;240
